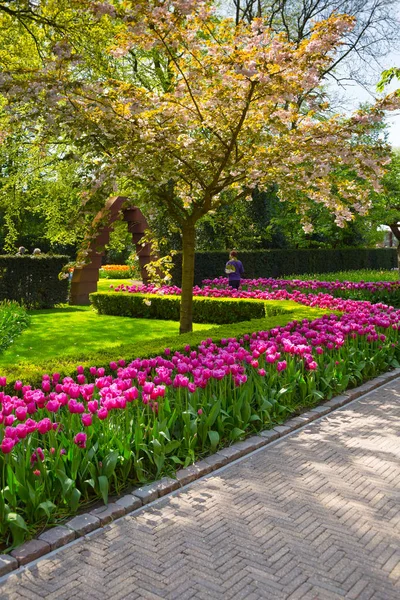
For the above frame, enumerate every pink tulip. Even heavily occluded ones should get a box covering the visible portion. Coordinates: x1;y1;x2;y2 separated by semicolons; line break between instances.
88;400;99;413
42;380;51;392
15;406;28;421
82;413;93;427
37;418;52;434
97;407;108;420
306;361;318;371
46;400;60;413
15;424;28;439
1;438;15;454
125;387;138;401
73;432;87;448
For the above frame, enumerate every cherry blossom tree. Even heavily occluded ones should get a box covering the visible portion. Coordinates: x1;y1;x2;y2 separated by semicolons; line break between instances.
227;0;400;86
3;0;399;332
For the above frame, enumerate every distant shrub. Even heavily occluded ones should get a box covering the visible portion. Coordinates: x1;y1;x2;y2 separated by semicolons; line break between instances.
0;301;30;353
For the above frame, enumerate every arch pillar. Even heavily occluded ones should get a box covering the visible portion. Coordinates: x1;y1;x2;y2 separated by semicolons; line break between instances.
70;196;153;305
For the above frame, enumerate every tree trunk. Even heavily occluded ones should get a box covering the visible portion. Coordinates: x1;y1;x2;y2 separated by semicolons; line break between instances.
180;222;196;334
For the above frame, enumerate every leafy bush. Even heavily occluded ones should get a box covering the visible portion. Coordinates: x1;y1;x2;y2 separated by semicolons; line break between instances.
0;301;30;353
171;248;397;285
0;255;70;308
90;292;291;324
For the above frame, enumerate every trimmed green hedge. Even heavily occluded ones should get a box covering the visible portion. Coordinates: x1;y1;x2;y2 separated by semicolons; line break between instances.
1;303;328;392
90;292;291;324
0;255;70;308
171;248;397;285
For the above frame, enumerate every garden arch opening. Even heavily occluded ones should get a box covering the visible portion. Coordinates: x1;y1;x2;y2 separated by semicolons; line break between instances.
70;196;152;305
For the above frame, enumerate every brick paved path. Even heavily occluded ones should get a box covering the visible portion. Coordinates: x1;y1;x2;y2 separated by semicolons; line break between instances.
1;383;400;600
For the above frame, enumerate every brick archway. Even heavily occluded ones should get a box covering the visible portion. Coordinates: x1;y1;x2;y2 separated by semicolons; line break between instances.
70;196;152;305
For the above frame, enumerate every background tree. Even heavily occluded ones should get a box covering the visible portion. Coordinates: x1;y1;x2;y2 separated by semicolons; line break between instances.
366;68;400;273
366;150;400;272
377;68;400;92
383;152;400;267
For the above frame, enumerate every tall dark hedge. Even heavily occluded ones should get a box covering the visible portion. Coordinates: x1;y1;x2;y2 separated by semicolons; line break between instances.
171;248;397;286
0;255;70;308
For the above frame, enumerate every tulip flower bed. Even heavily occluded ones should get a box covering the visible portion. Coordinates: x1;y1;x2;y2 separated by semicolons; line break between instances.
1;288;400;548
99;265;136;279
0;301;30;354
201;276;400;306
111;280;400;312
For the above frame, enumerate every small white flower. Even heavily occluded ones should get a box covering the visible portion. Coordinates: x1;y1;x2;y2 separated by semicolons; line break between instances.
143;299;152;306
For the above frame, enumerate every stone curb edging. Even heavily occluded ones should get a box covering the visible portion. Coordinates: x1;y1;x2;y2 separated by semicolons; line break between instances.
1;367;400;576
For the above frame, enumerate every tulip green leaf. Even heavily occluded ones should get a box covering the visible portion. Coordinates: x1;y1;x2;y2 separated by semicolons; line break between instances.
102;451;119;478
98;476;109;505
36;501;56;518
68;488;81;513
208;430;220;451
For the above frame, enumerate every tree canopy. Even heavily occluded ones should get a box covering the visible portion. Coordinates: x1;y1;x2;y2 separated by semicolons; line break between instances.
1;0;399;331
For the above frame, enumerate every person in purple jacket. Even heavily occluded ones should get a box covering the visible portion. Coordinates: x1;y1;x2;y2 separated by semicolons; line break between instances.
225;250;244;290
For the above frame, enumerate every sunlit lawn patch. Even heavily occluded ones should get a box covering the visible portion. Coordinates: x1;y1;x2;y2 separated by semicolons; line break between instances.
287;269;399;282
0;306;213;366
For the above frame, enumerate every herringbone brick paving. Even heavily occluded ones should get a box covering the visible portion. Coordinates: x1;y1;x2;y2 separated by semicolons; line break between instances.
1;383;400;600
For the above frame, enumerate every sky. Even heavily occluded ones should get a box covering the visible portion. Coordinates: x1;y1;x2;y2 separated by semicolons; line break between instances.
335;50;400;148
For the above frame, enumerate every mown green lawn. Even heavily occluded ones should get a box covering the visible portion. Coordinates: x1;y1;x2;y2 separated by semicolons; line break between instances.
287;269;399;282
0;306;213;366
